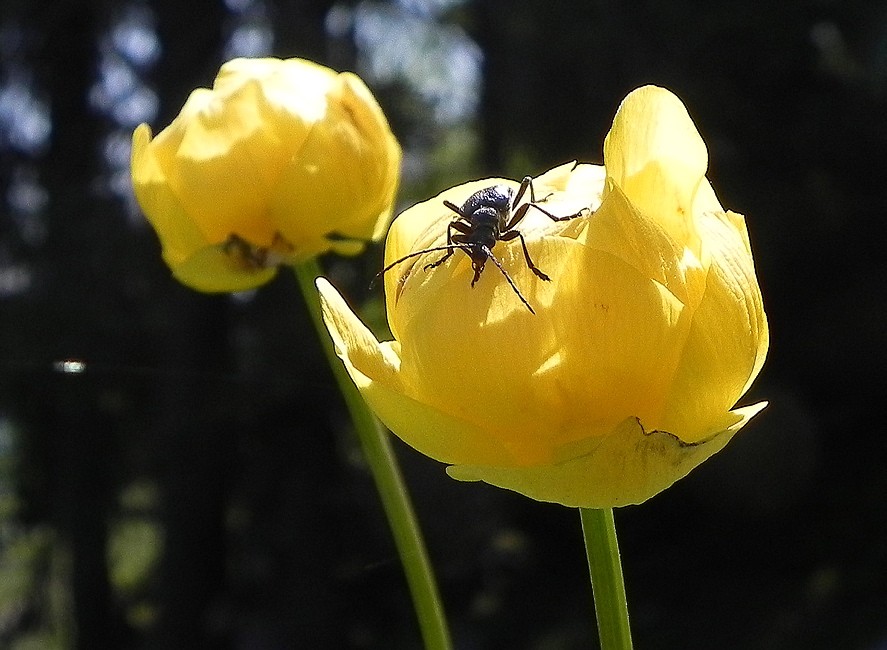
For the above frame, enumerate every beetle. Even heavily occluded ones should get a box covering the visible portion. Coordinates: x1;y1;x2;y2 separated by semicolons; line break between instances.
376;175;588;314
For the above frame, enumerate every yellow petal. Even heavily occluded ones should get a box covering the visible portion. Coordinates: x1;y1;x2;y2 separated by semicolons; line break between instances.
603;85;708;251
447;401;767;508
531;160;580;192
164;78;292;246
216;58;333;122
316;276;400;389
171;242;277;292
332;72;402;243
541;237;693;434
131;123;209;267
317;277;512;465
660;210;769;439
273;72;401;258
361;378;520;466
530;162;606;231
582;181;707;310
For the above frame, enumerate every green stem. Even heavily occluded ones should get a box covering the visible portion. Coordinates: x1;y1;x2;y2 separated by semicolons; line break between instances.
292;260;452;650
580;508;633;650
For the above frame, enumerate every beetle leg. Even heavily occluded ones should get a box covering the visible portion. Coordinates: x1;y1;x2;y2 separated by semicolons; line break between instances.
500;229;550;281
424;249;454;271
504;201;531;231
509;176;586;226
512;175;552;204
449;220;473;235
511;175;553;207
511;176;533;209
424;221;467;270
526;202;587;222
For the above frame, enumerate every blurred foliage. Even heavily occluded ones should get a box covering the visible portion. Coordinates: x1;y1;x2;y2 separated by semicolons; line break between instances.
1;0;887;649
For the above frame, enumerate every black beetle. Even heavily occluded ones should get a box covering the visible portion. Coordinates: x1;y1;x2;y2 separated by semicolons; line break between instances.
377;175;588;313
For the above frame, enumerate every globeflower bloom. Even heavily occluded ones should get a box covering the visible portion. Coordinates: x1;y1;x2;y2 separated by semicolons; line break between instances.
131;57;401;292
318;85;768;507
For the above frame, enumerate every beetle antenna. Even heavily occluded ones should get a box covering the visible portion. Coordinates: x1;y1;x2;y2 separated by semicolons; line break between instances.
371;244;536;313
481;247;536;314
442;200;463;216
370;245;467;288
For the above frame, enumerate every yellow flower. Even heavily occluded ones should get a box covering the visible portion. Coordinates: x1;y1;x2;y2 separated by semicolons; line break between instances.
318;85;768;508
131;57;401;292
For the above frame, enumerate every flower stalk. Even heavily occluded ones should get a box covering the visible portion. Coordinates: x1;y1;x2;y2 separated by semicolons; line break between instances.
581;508;633;650
293;259;452;650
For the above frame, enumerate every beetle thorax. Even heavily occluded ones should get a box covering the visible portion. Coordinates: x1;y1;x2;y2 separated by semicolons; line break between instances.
468;208;501;248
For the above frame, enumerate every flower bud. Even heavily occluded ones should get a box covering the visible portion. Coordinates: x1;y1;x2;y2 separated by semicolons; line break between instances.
131;57;401;292
318;86;768;507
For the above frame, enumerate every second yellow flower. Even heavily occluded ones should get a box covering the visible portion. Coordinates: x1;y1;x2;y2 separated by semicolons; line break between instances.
131;57;401;292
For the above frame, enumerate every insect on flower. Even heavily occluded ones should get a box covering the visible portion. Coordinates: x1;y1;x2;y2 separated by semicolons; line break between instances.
377;176;589;314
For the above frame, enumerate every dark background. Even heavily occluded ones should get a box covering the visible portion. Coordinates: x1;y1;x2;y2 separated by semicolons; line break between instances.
1;0;885;648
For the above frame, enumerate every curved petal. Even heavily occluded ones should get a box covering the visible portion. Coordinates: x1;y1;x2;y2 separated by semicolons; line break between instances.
447;401;767;508
532;160;579;191
172;243;278;292
273;73;401;258
362;377;520;466
604;85;708;253
218;58;332;123
317;277;513;465
166;78;291;246
530;162;606;234
660;211;769;439
546;242;693;433
131;123;209;267
316;277;400;389
332;72;402;242
582;182;707;310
